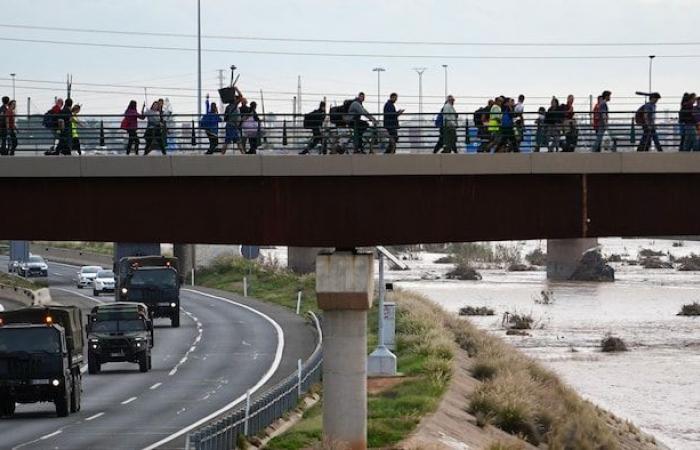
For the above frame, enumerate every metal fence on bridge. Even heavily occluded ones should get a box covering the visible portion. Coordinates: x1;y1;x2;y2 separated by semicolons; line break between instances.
185;312;322;450
1;110;688;155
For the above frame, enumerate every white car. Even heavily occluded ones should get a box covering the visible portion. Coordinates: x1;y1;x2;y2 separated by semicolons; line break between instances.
76;266;103;289
92;270;116;296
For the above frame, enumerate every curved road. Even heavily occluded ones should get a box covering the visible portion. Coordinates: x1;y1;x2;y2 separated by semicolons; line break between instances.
0;257;316;449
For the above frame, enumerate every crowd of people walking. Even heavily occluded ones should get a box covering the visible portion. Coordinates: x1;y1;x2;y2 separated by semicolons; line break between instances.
1;86;700;155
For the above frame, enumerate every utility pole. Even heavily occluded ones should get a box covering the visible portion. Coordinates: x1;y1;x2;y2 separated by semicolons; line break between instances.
197;0;202;116
10;73;16;100
372;67;385;115
218;69;224;89
648;55;656;93
442;64;448;99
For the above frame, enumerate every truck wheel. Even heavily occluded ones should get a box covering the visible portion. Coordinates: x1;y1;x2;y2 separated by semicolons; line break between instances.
88;354;100;375
77;284;82;289
55;388;70;417
138;352;149;373
0;396;15;417
171;312;180;328
69;374;81;413
148;354;153;370
93;289;99;296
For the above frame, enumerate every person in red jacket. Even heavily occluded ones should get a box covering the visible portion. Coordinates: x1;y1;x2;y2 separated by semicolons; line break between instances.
121;100;145;155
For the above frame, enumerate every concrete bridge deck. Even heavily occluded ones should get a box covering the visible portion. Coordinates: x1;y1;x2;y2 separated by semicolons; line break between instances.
2;153;700;246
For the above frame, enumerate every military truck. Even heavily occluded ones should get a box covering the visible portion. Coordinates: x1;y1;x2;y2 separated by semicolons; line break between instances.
86;303;154;374
0;306;84;417
116;256;181;327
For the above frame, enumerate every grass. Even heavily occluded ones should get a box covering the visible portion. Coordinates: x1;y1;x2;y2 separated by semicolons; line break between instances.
36;241;114;256
678;302;700;316
446;262;482;280
0;272;48;290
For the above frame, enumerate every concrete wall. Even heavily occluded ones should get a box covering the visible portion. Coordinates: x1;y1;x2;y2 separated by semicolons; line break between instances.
195;244;241;268
30;244;112;268
0;284;52;307
288;247;334;274
547;238;599;281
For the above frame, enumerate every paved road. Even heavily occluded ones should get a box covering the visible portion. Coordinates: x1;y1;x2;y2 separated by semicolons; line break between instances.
0;257;316;449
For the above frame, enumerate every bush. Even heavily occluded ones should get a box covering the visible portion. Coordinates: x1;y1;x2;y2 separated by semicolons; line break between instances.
677;254;700;271
502;313;534;330
673;241;684;247
606;254;623;263
446;262;482;281
640;257;672;269
507;263;534;272
447;243;495;263
525;248;547;266
638;248;664;258
433;255;457;264
601;334;628;352
678;302;700;316
459;306;495;316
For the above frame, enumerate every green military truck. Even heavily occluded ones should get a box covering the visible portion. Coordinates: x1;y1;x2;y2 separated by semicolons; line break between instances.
116;256;181;327
0;306;84;417
86;303;154;374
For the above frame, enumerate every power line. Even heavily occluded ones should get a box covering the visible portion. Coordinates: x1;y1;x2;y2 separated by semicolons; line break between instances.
2;36;700;60
2;23;699;47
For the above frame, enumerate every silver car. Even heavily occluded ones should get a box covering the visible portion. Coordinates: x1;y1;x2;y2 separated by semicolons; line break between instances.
92;270;116;296
18;255;48;277
76;266;103;289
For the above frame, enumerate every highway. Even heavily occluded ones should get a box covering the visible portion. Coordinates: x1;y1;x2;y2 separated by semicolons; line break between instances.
0;256;316;449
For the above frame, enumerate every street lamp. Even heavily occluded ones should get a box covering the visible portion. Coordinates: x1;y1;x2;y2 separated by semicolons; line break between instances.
197;0;202;117
413;68;427;118
442;64;448;99
372;67;385;115
9;73;16;100
648;55;656;93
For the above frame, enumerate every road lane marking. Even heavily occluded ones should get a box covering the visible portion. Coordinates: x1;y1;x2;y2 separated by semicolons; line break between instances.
53;287;105;304
142;288;285;450
168;309;202;377
85;412;105;421
150;382;162;390
40;430;62;440
121;397;137;405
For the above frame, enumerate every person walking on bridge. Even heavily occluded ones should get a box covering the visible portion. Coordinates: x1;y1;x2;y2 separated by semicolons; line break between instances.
441;95;458;153
300;101;326;155
383;93;404;154
592;90;611;152
54;98;74;156
144;101;166;155
121;100;145;155
43;98;64;155
637;93;663;152
222;86;243;155
679;93;697;152
70;104;83;155
6;99;17;156
562;95;578;152
200;100;222;154
346;92;377;154
0;96;9;155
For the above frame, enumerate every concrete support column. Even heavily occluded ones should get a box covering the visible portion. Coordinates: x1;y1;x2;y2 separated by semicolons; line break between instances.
288;247;332;274
316;250;374;450
173;244;195;282
547;238;598;280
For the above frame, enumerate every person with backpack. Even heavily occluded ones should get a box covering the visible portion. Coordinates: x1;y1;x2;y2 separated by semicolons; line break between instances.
636;93;662;152
300;101;326;155
474;100;493;152
0;96;9;155
346;92;377;154
50;98;74;156
499;98;517;152
200;100;222;154
592;90;611;152
679;92;697;152
383;93;404;154
441;95;458;153
43;98;64;155
121;100;145;155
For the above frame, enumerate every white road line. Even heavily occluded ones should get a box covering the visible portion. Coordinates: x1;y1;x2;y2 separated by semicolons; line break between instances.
85;412;105;421
142;288;285;450
53;287;105;304
150;382;162;390
168;309;202;377
40;430;62;440
121;396;137;405
51;272;63;276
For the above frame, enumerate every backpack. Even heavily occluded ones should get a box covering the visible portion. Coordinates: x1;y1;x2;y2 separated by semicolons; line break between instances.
303;110;324;129
329;99;354;126
634;105;646;125
120;117;129;130
42;108;58;129
592;104;601;129
434;111;444;128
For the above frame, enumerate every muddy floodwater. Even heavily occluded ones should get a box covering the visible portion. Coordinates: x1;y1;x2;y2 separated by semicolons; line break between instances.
392;239;700;450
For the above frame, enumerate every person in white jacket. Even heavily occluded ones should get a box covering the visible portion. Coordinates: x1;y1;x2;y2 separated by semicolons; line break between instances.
441;95;458;153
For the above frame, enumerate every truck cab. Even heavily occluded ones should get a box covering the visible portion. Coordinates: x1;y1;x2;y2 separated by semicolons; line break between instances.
117;256;181;327
0;307;84;418
86;303;154;374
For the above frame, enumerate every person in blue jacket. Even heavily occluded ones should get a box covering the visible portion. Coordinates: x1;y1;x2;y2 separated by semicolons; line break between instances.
200;99;222;154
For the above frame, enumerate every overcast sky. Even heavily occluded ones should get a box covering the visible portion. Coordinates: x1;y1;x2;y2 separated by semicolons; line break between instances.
2;0;698;115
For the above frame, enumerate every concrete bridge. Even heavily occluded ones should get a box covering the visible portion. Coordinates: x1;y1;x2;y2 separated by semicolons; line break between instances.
1;153;700;246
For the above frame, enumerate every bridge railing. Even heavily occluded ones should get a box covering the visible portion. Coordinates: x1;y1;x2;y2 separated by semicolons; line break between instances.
185;312;323;450
2;110;690;155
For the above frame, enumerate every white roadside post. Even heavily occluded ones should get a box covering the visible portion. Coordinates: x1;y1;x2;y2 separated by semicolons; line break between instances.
296;290;302;315
367;251;397;377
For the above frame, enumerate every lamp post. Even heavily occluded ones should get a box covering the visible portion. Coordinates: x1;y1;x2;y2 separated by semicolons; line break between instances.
10;73;16;100
197;0;202;117
648;55;656;93
442;64;448;99
372;67;385;115
413;68;427;146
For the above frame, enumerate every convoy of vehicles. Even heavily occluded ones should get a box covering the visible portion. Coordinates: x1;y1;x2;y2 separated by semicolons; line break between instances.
76;266;103;289
92;270;116;296
17;255;48;278
86;303;154;374
0;306;84;417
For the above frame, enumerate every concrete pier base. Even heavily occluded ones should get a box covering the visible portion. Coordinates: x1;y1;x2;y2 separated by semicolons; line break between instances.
173;244;195;282
288;247;332;274
316;250;374;450
547;238;599;281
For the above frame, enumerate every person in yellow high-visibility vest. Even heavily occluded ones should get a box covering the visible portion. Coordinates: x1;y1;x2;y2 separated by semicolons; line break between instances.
486;97;503;152
70;104;83;155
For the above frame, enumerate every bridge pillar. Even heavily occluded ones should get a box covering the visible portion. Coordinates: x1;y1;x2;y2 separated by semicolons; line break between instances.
288;247;332;274
173;244;195;282
547;238;599;280
316;250;374;450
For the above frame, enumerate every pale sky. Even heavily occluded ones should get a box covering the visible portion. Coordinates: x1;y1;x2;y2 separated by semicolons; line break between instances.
2;0;698;115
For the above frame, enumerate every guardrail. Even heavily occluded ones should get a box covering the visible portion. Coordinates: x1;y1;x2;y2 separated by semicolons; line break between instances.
186;311;323;450
1;110;691;155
